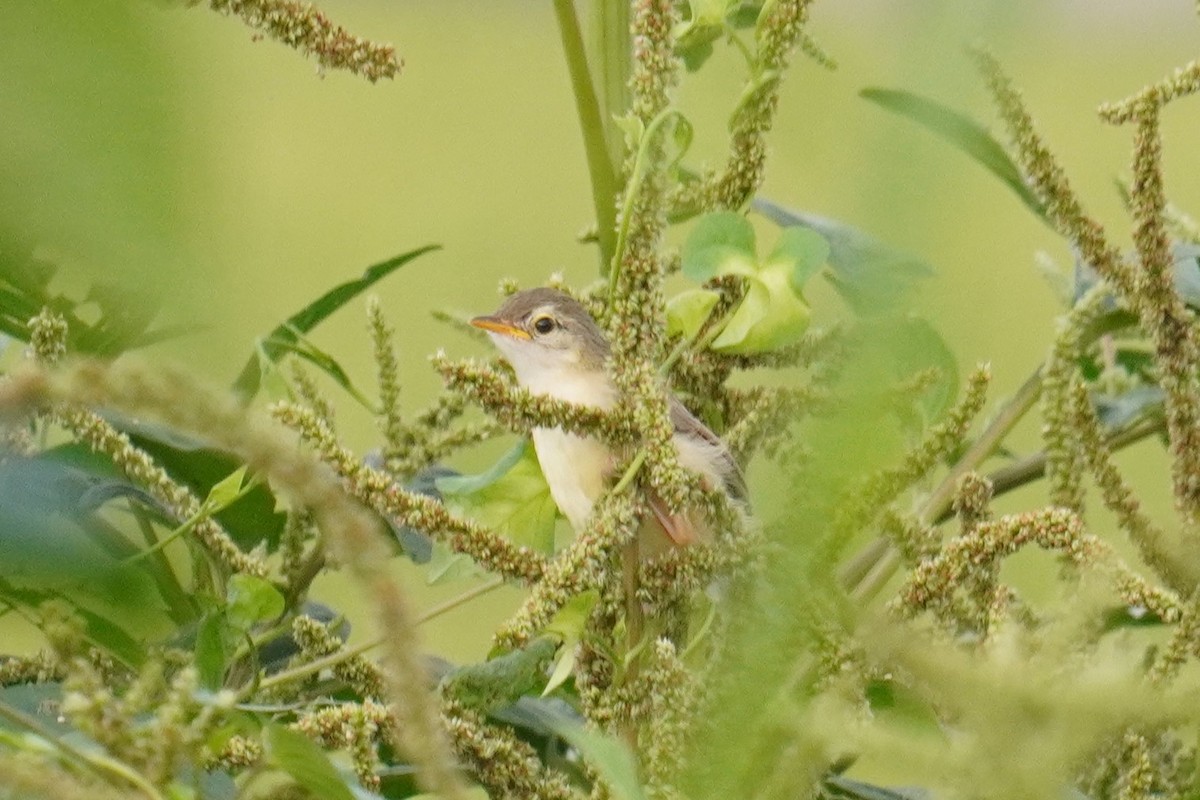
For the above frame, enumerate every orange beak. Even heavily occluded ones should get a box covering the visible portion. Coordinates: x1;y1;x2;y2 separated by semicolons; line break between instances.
469;316;532;340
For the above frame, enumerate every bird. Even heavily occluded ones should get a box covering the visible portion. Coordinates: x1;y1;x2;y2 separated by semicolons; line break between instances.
470;287;745;550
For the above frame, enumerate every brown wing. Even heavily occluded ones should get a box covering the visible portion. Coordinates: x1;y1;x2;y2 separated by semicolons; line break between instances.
668;396;748;501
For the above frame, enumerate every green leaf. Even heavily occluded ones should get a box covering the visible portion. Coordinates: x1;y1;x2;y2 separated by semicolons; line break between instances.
523;704;648;800
713;268;814;356
232;245;440;400
195;612;228;690
711;277;771;352
666;288;720;339
265;724;357;800
226;574;285;632
542;590;599;696
425;543;482;586
442;637;558;714
0;579;147;667
264;329;377;411
105;417;287;552
855;316;960;425
681;211;757;282
544;590;601;644
437;441;558;554
859;87;1047;222
763;226;830;293
753;199;933;315
205;466;248;511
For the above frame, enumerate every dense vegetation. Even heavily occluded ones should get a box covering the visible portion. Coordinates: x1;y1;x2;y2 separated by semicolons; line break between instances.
2;2;1200;799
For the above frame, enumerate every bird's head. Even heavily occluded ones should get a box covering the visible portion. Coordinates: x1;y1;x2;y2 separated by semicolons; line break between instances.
470;288;610;385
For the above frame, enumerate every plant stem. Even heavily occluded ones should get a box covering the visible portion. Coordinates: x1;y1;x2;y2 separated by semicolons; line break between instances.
253;577;507;695
587;0;631;181
608;109;682;298
839;366;1043;592
0;701;165;800
415;576;507;624
553;0;619;270
847;400;1168;603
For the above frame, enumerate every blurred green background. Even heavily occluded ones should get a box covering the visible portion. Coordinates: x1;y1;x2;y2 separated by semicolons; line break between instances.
2;0;1197;662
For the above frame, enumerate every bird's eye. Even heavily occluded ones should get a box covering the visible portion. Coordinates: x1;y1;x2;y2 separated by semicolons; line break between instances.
532;315;555;335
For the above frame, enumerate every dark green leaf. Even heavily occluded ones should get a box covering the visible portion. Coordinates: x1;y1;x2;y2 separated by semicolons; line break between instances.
106;416;287;552
1101;604;1165;632
265;723;357;800
822;775;933;800
753;199;933;315
859;87;1047;222
232;245;440;400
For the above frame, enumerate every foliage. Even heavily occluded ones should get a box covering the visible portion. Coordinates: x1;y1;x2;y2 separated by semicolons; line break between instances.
2;2;1200;800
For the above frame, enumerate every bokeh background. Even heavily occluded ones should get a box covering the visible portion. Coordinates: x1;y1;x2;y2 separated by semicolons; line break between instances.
3;0;1198;662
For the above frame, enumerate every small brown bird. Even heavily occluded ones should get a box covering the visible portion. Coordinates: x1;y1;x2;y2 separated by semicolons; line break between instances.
471;288;745;547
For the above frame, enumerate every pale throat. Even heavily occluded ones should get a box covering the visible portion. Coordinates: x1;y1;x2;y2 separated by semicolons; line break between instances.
489;333;617;528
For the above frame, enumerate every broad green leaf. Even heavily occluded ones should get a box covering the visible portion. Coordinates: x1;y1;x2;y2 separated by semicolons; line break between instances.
711;276;771;351
763;226;830;292
523;704;648;800
265;724;357;800
681;211;757;281
232;245;440;400
441;637;558;714
226;574;285;631
853;316;960;425
437;441;558;554
666;288;720;339
752;199;933;315
859;87;1047;222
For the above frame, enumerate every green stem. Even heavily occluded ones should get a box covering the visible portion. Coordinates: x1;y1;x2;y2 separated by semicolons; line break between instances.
122;480;257;566
251;578;507;695
612;450;648;494
608;109;684;301
838;366;1042;593
846;384;1168;604
553;0;619;269
588;0;631;178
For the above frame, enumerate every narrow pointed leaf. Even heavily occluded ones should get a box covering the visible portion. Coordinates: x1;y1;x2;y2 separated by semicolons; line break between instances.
860;87;1047;222
233;244;440;399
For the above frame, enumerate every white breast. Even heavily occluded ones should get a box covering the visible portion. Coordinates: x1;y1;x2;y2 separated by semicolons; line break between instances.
520;364;617;530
